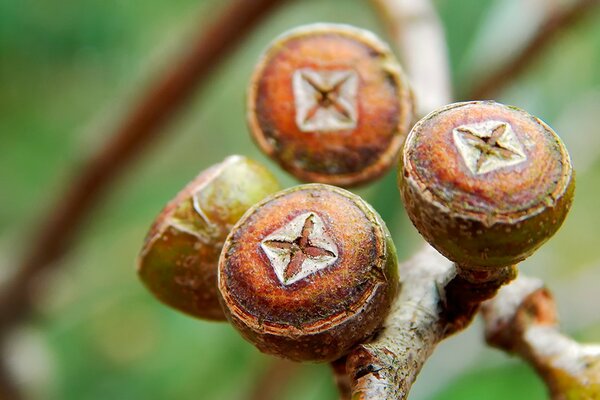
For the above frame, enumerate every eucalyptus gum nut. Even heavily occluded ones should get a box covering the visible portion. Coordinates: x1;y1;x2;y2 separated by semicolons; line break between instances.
137;155;280;321
218;184;398;362
247;23;414;187
399;101;575;269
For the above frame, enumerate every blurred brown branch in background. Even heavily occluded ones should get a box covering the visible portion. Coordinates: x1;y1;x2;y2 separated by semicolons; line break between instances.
467;0;600;100
0;0;285;332
0;360;20;400
0;2;286;397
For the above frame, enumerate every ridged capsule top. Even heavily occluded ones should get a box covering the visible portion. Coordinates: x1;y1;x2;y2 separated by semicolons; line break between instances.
399;101;575;268
247;23;414;187
218;184;398;361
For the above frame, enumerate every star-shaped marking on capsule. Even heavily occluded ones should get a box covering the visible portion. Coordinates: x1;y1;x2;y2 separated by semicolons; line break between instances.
292;68;358;132
260;212;338;285
453;120;527;175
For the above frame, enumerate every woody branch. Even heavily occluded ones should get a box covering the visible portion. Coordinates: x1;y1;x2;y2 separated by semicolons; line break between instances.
482;276;600;399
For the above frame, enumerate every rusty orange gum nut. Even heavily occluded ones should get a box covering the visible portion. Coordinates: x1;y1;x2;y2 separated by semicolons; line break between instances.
137;155;280;321
399;101;575;269
247;23;414;187
218;184;398;362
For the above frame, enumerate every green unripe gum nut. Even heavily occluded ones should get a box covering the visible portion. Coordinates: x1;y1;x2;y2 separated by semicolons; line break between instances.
137;155;280;320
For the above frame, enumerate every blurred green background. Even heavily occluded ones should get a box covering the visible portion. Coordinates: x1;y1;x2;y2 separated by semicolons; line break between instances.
1;0;599;399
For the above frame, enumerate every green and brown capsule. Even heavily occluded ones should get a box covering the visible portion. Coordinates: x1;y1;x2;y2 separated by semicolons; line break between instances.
247;23;414;187
399;101;575;269
218;184;398;362
137;155;280;321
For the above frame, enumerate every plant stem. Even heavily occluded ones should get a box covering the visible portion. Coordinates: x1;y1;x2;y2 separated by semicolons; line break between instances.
482;276;600;399
344;245;515;399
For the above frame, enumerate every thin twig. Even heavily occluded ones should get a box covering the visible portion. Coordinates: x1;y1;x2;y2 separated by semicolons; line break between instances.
344;245;515;399
370;0;453;116
482;276;600;399
468;0;600;100
0;0;286;334
346;246;452;399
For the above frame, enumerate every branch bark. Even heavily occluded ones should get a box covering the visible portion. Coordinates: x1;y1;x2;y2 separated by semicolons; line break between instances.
467;0;600;100
482;276;600;399
344;245;515;399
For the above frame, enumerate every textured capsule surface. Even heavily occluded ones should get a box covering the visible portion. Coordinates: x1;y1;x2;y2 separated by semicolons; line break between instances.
218;184;398;361
399;101;575;268
247;23;414;187
138;156;280;320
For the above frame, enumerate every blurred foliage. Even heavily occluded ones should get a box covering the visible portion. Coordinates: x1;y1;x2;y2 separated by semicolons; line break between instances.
1;0;599;399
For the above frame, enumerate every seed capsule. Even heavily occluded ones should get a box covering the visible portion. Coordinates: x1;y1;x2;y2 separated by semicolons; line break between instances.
399;101;575;269
218;184;398;361
138;156;280;320
247;23;414;187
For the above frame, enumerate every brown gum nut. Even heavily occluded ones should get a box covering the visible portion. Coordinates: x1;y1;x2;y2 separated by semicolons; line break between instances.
137;155;280;321
247;23;414;187
399;101;575;269
218;184;398;362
